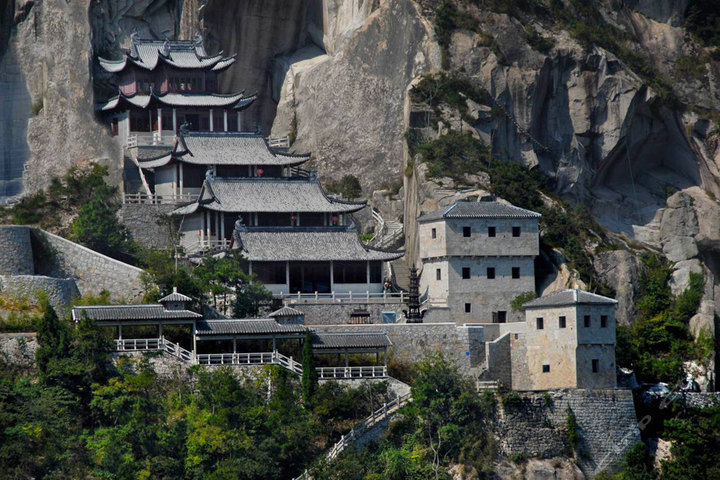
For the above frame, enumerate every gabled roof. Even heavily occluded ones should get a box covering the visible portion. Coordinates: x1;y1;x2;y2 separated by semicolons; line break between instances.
236;228;404;262
174;131;310;166
522;289;618;309
96;91;256;112
311;332;392;350
418;201;542;223
268;306;305;318
173;177;365;214
71;304;201;322
158;291;193;303
195;319;307;336
98;35;237;73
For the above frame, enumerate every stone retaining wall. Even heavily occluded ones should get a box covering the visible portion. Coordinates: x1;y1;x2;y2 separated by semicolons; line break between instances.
0;333;37;367
313;323;485;370
31;229;145;301
118;204;178;250
290;301;406;325
0;225;33;275
496;389;639;476
0;275;79;312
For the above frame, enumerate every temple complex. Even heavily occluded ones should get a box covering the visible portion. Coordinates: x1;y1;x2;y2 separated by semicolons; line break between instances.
96;34;256;148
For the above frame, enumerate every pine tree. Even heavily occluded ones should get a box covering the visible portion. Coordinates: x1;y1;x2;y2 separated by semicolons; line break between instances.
35;304;71;378
301;331;318;406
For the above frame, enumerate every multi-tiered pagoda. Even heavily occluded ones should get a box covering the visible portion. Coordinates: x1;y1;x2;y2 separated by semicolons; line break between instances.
96;34;255;147
162;130;402;296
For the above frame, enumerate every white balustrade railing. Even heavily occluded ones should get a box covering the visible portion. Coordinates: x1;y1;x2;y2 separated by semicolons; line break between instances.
123;192;199;205
267;135;290;148
275;290;405;303
196;352;276;366
317;366;387;379
115;338;161;351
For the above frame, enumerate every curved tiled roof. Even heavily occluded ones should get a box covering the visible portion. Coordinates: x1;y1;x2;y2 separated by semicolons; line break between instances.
523;289;618;309
311;332;392;350
71;304;201;322
418;201;542;222
96;92;255;112
195;319;307;336
237;228;404;262
175;131;310;166
98;36;237;73
186;177;366;214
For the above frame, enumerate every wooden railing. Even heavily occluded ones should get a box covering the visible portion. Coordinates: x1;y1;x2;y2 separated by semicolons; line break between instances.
123;192;199;204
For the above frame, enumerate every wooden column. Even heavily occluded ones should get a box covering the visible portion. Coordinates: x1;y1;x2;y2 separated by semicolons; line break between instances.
215;212;220;244
220;212;225;242
179;162;184;196
233;338;237;354
159;323;163;340
118;324;123;340
366;261;371;288
209;108;214;131
172;108;177;133
223;110;228;131
285;261;290;294
157;107;162;133
330;260;334;292
237;110;242;131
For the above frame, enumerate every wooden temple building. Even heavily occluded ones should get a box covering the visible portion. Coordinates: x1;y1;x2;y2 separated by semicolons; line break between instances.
72;291;392;379
156;130;404;297
96;34;255;148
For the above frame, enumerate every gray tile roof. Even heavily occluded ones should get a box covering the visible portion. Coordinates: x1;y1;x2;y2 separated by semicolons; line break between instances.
195;319;307;336
71;305;201;322
158;291;193;303
99;36;236;73
268;306;305;318
176;132;310;166
418;201;542;222
198;177;366;213
137;146;173;161
523;289;618;309
311;332;392;350
96;92;255;112
238;229;404;262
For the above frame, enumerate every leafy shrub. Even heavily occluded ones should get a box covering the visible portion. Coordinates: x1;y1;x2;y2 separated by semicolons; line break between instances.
324;174;363;199
525;25;555;53
511;291;537;312
675;54;708;81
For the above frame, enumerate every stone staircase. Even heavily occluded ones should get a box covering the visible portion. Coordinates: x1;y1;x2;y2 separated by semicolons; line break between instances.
391;259;410;291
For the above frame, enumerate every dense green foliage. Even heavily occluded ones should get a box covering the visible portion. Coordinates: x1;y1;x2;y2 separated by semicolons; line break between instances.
302;331;319;405
0;313;393;479
310;354;497;479
660;404;720;479
685;0;720;47
324;175;363;200
617;255;711;383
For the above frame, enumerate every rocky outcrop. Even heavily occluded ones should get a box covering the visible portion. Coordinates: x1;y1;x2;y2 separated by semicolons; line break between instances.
593;250;643;325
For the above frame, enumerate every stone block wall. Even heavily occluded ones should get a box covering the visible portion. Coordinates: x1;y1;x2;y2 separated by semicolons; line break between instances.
289;301;406;325
496;389;640;476
0;226;33;275
31;229;145;301
312;323;485;371
118;204;178;250
0;275;80;313
0;333;37;367
483;332;512;385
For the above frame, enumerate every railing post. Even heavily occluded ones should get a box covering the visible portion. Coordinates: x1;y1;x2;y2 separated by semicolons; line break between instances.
349;291;353;300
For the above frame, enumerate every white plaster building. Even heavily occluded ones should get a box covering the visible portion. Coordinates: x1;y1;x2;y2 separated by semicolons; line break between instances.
417;200;541;323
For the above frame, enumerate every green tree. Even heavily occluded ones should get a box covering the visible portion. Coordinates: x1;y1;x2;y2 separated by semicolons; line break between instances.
301;331;318;406
233;272;273;317
35;304;71;379
71;196;137;260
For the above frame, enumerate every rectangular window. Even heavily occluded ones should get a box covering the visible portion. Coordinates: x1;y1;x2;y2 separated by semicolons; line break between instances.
512;267;520;279
463;226;471;237
559;316;566;328
465;303;471;313
512;226;521;237
436;269;442;281
253;262;287;285
431;228;437;239
333;261;367;284
486;267;495;279
542;364;550;373
584;315;591;328
601;315;608;328
369;261;383;283
497;311;507;323
462;267;471;279
536;317;544;330
592;359;599;373
488;226;496;237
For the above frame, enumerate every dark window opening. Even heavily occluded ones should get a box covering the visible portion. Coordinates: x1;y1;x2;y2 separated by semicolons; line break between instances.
497;311;507;323
436;269;441;281
486;267;495;279
559;316;566;328
465;303;471;313
488;226;496;237
512;267;520;279
463;226;471;237
369;262;382;283
601;315;608;328
462;267;471;279
536;317;544;330
431;228;437;239
253;262;286;284
592;359;599;373
334;261;367;284
512;226;521;237
542;364;550;373
584;315;591;328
